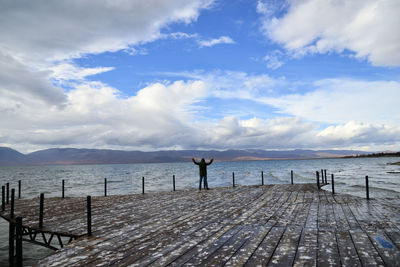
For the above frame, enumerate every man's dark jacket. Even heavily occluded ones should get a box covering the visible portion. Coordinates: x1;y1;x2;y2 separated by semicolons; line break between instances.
192;158;213;176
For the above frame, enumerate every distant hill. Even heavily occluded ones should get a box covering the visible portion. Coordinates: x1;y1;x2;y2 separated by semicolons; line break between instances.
0;147;368;166
0;147;28;166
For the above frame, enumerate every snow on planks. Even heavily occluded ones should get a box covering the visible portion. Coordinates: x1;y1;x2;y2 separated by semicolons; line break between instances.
1;184;400;266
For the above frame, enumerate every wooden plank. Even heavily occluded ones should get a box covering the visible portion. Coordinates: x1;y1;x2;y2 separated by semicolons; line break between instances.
340;201;360;229
266;192;294;226
323;192;337;230
176;225;244;266
336;230;362;266
275;202;300;227
305;202;318;229
119;221;226;266
332;203;350;230
317;194;328;229
350;229;385;266
267;226;302;266
348;198;379;230
224;225;272;266
245;190;285;225
244;226;285;266
195;225;259;266
386;230;400;249
367;230;400;266
293;228;317;267
368;200;400;231
291;202;310;227
317;229;340;266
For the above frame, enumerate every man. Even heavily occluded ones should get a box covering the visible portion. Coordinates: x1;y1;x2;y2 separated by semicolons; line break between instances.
192;157;214;190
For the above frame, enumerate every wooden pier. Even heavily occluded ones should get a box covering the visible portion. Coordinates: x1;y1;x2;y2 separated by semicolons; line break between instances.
1;183;400;266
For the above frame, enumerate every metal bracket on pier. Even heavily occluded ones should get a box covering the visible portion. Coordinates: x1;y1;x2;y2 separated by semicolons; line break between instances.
22;227;77;251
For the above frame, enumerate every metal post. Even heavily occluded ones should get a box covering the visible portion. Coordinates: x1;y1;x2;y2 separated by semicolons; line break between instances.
62;179;65;198
142;177;145;194
39;193;44;228
316;171;320;189
173;175;176;191
87;196;92;236
291;170;294;184
2;186;4;211
11;189;15;219
324;170;327;184
366;176;370;200
8;194;15;267
6;182;9;204
18;180;21;199
261;171;264;186
104;178;107;197
321;169;324;184
15;216;23;267
9;219;15;266
232;172;235;187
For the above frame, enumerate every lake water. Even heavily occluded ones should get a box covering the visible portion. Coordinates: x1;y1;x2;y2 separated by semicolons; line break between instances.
1;157;399;265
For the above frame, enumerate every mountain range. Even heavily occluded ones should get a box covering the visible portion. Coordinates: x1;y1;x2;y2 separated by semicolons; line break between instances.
0;147;366;166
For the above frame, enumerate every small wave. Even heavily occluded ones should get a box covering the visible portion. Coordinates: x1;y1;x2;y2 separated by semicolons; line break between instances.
373;180;400;187
108;180;125;183
348;184;400;194
269;172;285;182
292;172;311;180
329;180;347;185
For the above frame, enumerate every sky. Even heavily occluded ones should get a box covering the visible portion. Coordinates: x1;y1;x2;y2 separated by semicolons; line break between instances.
1;0;400;153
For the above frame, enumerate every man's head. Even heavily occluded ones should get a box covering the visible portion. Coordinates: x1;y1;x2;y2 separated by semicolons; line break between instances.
201;158;205;162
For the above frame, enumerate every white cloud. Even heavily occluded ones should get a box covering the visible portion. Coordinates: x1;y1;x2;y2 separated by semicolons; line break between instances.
318;122;400;145
205;116;316;149
259;0;400;66
1;74;400;152
0;0;213;63
123;47;148;56
315;122;400;151
202;116;400;150
260;79;400;125
198;36;236;48
0;52;66;105
168;32;199;39
263;50;285;69
0;0;219;152
256;0;286;16
0;80;209;152
0;0;214;110
158;70;287;99
176;72;400;150
51;63;114;82
256;0;269;15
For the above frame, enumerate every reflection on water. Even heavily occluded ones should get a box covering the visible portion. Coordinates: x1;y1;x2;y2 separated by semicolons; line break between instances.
0;157;399;265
